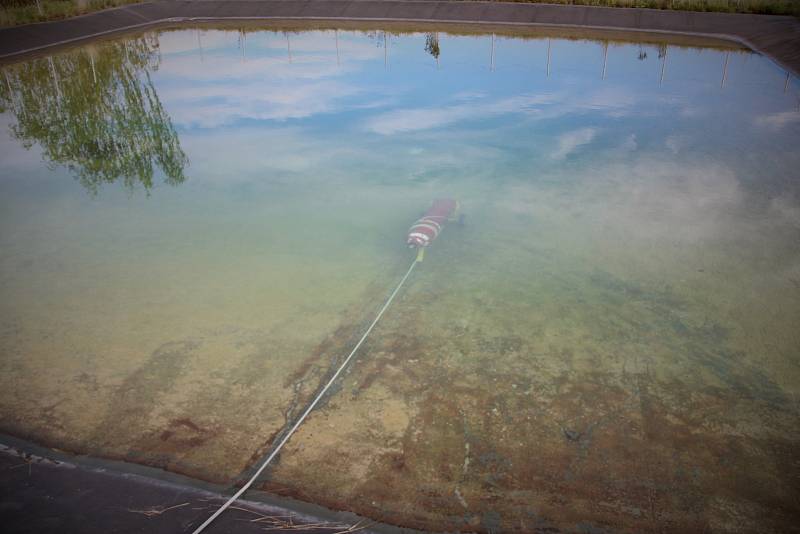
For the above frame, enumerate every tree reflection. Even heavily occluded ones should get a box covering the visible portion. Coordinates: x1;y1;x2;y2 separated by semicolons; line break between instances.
424;32;440;61
0;35;188;194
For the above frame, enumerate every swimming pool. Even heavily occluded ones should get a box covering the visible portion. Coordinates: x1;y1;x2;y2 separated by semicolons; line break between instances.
1;26;799;532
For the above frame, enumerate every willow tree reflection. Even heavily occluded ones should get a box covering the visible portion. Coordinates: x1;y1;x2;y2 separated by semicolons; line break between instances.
0;35;187;194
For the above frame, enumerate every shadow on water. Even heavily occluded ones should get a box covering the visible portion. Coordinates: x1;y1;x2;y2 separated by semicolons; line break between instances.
0;35;187;195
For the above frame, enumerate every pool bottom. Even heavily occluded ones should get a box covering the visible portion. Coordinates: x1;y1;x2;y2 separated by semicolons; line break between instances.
2;201;799;533
5;276;795;534
260;279;799;533
2;254;798;534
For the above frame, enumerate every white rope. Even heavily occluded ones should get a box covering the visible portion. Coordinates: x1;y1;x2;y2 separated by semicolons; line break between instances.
191;257;420;534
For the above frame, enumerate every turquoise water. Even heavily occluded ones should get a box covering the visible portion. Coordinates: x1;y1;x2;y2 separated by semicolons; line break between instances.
1;28;799;532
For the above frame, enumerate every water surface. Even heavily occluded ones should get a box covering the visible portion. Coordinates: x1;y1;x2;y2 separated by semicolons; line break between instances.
1;27;799;533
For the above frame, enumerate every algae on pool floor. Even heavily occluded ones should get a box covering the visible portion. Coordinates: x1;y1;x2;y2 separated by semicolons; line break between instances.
1;27;799;533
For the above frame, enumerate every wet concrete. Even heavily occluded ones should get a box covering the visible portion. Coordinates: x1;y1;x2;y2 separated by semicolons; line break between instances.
0;1;799;74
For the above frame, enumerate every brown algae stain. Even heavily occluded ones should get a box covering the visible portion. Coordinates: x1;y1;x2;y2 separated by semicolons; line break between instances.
262;277;800;533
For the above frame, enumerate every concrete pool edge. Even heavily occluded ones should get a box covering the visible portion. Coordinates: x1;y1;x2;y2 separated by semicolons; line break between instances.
0;0;799;75
0;433;423;534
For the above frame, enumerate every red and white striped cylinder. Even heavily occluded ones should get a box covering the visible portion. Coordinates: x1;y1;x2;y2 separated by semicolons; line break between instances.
406;198;458;248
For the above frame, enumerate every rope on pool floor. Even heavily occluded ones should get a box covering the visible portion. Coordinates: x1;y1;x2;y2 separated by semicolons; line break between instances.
191;256;420;534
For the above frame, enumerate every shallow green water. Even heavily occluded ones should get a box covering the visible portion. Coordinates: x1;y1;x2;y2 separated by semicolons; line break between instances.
1;28;799;532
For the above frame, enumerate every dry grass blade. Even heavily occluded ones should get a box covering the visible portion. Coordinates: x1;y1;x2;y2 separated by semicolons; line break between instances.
202;503;371;532
227;505;294;523
127;502;190;517
8;461;32;476
334;519;375;534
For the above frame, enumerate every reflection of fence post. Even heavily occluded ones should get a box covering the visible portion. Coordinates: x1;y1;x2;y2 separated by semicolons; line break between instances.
384;31;388;69
3;70;16;109
48;56;62;102
490;33;495;72
197;29;204;63
546;38;551;77
335;29;340;66
784;71;790;93
7;69;27;123
89;51;96;84
660;45;667;85
721;51;729;89
286;32;291;64
602;41;608;80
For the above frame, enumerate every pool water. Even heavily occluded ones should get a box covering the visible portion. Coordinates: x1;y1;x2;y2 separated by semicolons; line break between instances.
1;26;799;532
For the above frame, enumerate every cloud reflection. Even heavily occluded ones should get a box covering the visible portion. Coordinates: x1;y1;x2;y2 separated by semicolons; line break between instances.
362;93;556;135
161;79;363;126
362;85;644;136
155;30;387;128
754;111;800;131
502;154;800;248
552;127;597;160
